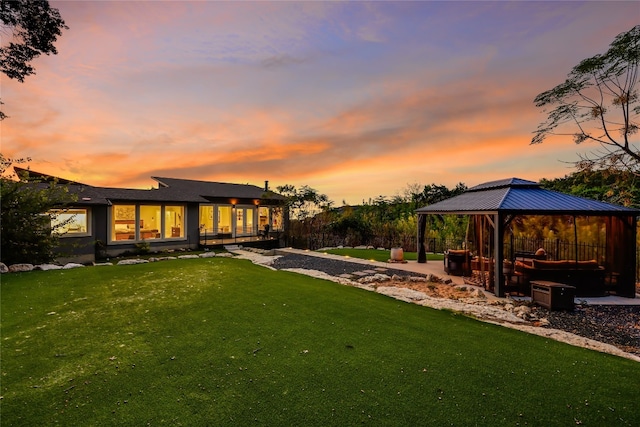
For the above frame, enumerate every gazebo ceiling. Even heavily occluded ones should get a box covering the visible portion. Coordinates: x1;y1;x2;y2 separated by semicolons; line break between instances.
415;177;640;216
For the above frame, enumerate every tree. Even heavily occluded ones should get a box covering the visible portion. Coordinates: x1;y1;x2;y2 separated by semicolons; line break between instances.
532;25;640;174
0;0;67;119
275;184;332;249
540;169;640;208
0;156;77;265
275;184;332;221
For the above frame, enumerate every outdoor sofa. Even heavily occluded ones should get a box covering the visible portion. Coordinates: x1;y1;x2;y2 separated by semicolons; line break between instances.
515;259;606;297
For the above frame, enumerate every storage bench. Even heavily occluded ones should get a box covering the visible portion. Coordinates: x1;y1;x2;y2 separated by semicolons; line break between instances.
531;280;576;311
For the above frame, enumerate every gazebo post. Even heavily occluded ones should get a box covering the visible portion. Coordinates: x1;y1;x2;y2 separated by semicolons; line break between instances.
417;214;427;263
494;212;505;297
606;215;637;297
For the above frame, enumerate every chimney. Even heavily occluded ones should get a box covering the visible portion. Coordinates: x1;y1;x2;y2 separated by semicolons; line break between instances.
264;180;269;192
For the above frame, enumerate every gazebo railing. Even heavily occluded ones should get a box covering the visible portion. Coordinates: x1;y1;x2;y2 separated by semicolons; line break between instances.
425;236;638;282
504;237;606;263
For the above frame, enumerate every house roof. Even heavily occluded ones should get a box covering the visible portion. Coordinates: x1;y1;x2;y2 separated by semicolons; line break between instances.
416;177;640;215
13;168;284;205
152;177;284;201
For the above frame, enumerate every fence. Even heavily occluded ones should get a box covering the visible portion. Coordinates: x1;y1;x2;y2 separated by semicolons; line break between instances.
424;236;639;282
287;229;640;282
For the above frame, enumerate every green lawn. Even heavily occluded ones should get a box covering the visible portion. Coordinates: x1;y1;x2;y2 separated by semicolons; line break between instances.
317;248;444;262
1;257;638;426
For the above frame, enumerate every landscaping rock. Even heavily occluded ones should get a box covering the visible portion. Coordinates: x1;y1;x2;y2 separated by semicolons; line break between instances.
63;263;85;269
35;264;63;271
117;259;149;265
0;262;8;273
199;252;217;258
358;273;391;284
148;256;177;262
178;254;199;259
8;263;34;273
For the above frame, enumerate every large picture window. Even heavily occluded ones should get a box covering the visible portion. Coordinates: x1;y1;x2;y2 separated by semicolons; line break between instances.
50;208;89;236
165;206;184;238
140;205;161;240
112;205;136;241
111;204;185;242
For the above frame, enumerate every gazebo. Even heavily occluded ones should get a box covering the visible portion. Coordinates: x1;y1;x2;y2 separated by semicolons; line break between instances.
416;178;639;298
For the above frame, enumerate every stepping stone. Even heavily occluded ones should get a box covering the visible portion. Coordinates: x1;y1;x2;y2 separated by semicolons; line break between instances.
339;274;354;279
362;270;377;274
352;271;370;277
374;268;389;272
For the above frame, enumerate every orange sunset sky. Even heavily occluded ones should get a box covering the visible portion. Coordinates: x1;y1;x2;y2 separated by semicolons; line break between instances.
2;1;639;204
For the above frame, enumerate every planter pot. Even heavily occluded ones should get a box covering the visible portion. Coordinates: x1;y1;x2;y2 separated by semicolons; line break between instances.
390;247;404;262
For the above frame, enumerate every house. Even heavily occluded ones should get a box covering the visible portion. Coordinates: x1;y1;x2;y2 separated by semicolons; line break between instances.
17;169;288;264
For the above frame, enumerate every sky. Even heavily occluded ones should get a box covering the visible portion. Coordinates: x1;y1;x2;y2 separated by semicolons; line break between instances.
2;1;639;205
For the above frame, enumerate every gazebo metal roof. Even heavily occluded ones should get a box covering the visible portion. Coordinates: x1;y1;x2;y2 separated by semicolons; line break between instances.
416;178;640;216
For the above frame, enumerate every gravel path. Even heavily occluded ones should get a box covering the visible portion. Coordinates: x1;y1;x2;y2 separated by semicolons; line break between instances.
270;253;640;358
271;253;424;278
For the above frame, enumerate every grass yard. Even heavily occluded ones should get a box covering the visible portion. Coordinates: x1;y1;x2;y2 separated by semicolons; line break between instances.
317;248;444;262
1;257;638;426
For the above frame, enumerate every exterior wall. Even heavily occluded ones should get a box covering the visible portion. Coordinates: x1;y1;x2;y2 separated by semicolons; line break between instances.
55;235;97;264
101;202;199;259
53;205;108;264
53;199;287;264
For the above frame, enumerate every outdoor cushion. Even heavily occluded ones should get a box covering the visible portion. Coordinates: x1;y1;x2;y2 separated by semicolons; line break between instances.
575;260;600;269
447;249;469;255
532;259;571;269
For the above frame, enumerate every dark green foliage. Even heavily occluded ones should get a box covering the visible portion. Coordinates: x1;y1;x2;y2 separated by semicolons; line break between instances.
532;25;640;173
540;168;640;208
286;182;469;250
0;157;77;265
412;182;467;207
0;0;67;119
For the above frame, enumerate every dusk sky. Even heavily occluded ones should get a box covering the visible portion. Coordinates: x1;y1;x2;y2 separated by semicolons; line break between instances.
3;1;639;204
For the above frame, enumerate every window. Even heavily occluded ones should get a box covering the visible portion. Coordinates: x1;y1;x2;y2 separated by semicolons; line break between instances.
140;205;161;240
111;204;185;242
235;206;254;235
259;207;269;230
51;208;89;236
218;206;232;234
165;206;184;238
199;205;214;233
271;207;284;231
112;205;136;241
